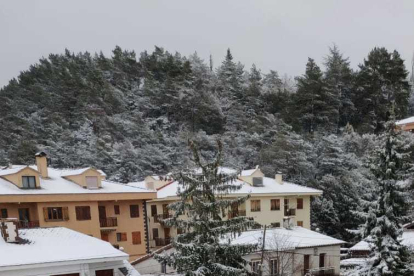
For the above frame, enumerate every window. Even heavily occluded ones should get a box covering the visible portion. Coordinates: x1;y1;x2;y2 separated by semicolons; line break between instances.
252;177;263;187
297;198;304;210
304;255;311;272
114;205;120;215
44;207;69;221
85;176;98;189
130;205;139;218
270;199;280;211
132;231;141;245
271;222;280;228
250;260;260;274
75;206;91;221
152;228;159;239
319;253;326;268
0;209;7;218
22;176;36;189
270;259;278;276
151;205;157;216
251;200;261;212
95;269;114;276
297;221;303;227
116;232;127;242
162;204;169;215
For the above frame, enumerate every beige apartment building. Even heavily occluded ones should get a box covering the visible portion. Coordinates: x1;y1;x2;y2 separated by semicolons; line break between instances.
0;152;156;259
129;167;323;250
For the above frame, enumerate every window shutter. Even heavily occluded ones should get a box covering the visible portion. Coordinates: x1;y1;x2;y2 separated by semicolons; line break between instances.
121;232;127;241
132;231;141;244
43;207;49;221
63;207;69;221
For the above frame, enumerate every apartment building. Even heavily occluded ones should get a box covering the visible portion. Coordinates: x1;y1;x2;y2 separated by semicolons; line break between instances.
396;116;414;132
0;152;156;259
129;167;323;250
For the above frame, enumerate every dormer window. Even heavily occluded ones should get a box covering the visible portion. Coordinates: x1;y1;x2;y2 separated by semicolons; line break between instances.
86;176;98;189
252;177;263;187
22;176;36;189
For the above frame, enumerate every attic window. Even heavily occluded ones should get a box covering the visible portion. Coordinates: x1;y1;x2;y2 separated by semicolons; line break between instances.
86;176;99;189
22;176;36;189
252;177;263;187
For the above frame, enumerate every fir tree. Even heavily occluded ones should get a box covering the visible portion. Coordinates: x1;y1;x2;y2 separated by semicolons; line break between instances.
361;110;414;275
155;140;257;276
293;58;336;133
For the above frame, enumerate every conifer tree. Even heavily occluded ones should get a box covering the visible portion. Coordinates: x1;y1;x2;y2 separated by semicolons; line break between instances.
361;109;414;275
155;140;257;276
293;58;336;133
323;45;355;132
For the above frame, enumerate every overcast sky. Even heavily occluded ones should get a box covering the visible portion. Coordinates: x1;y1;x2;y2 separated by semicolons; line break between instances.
1;0;413;88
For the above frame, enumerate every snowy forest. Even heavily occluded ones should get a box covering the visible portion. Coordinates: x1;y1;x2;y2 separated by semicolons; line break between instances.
0;45;413;243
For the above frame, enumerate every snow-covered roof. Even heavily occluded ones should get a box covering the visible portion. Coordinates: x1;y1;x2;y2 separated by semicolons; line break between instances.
0;227;128;268
60;167;104;177
240;168;258;176
349;231;414;252
0;166;154;195
155;176;322;199
0;165;32;176
128;180;151;190
340;258;367;267
396;117;414;125
230;227;345;250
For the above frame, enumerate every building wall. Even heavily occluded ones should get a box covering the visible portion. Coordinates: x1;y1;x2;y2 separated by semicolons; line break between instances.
146;195;312;249
243;245;341;276
0;199;148;259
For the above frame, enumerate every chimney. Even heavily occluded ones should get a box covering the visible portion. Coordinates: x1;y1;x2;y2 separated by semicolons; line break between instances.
8;163;12;169
0;219;19;243
275;172;283;184
35;151;49;179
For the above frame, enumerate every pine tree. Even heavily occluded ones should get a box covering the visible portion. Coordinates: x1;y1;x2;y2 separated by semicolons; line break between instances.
355;48;410;133
361;110;414;275
323;45;355;132
293;58;336;133
155;140;257;276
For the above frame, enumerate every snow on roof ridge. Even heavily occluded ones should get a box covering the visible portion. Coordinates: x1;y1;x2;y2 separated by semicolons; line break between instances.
0;165;37;176
396;116;414;125
0;227;128;268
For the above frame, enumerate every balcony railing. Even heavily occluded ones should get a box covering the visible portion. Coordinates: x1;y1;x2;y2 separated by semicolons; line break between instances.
155;213;171;224
100;217;118;228
228;210;247;219
18;220;40;229
284;208;296;217
304;267;335;276
155;237;171;247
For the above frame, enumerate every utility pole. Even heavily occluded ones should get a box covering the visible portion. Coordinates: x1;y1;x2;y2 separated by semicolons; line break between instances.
259;225;267;276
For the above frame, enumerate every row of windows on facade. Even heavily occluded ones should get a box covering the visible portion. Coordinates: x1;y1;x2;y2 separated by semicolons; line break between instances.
51;268;115;276
20;175;100;189
250;198;303;212
115;231;142;245
250;253;327;275
0;205;141;221
148;198;304;217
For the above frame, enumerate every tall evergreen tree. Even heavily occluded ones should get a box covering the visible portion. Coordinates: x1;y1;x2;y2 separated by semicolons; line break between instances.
293;58;337;133
361;111;414;275
355;48;410;133
323;45;355;132
155;140;257;276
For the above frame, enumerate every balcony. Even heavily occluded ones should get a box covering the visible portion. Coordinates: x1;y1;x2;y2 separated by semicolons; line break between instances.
18;220;40;229
284;208;296;217
228;210;247;219
155;237;171;247
100;217;117;228
155;213;171;224
304;267;335;276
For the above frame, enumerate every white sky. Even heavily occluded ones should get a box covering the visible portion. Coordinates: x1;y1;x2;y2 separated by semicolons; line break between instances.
1;0;413;88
